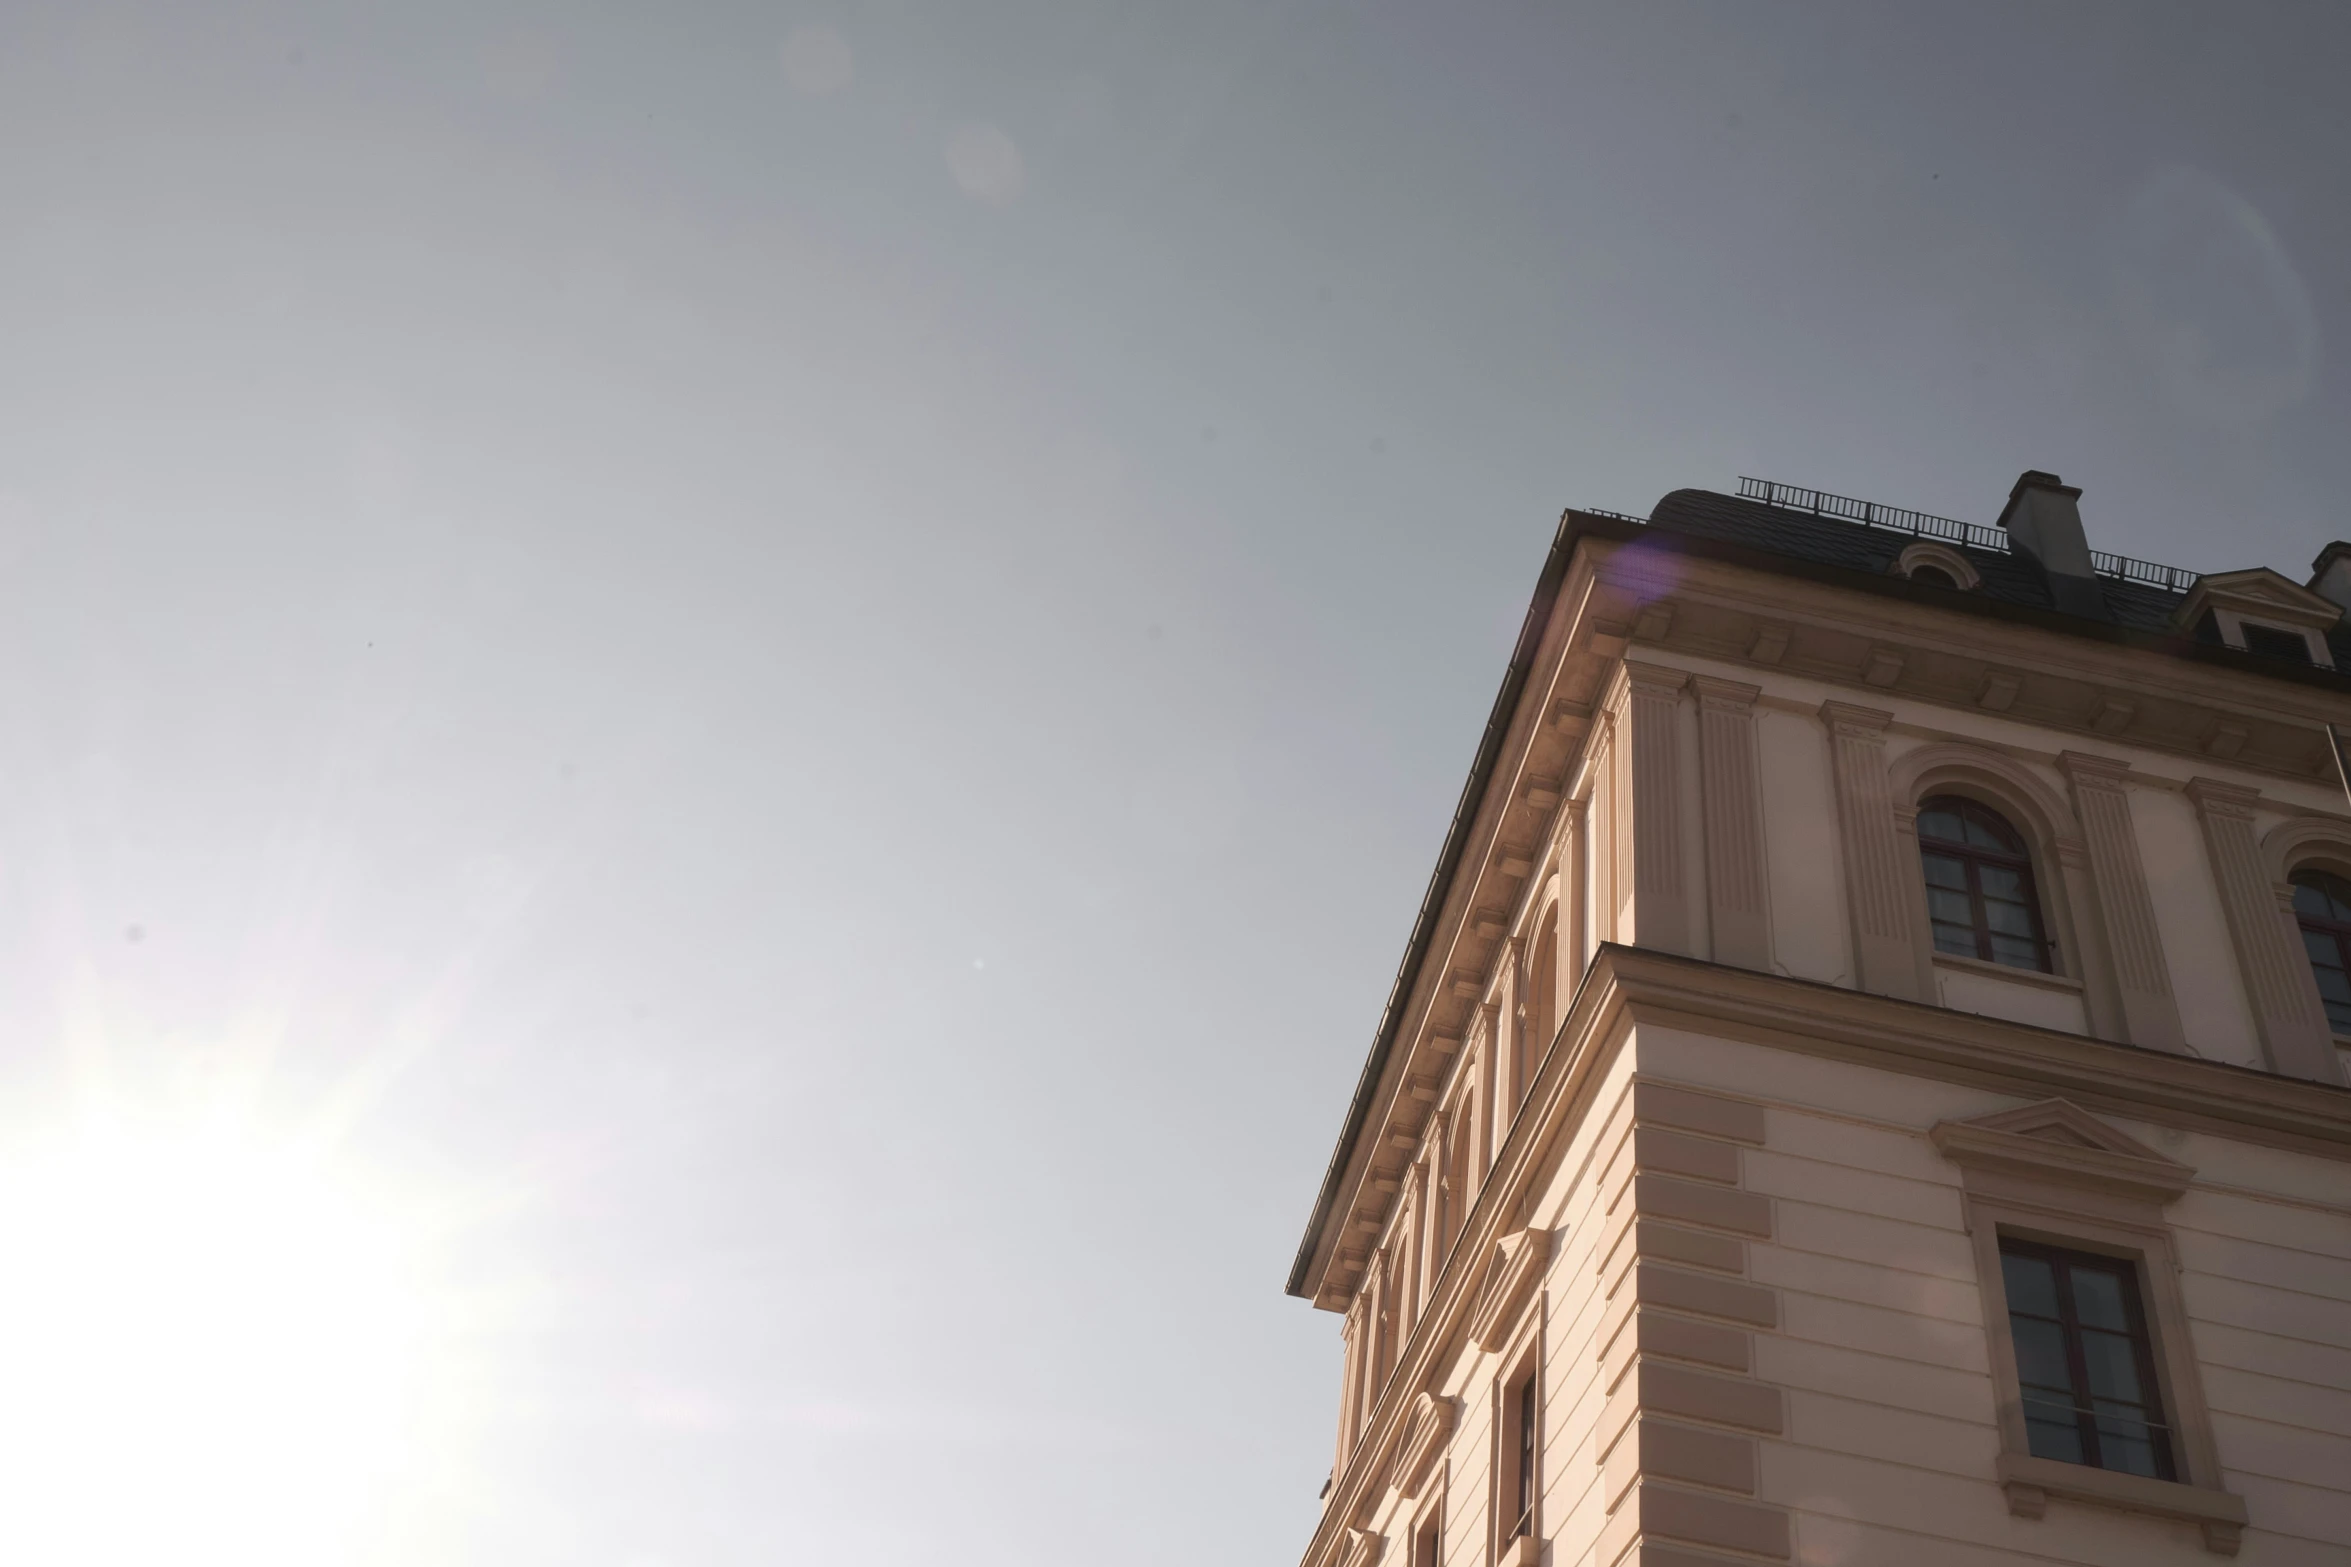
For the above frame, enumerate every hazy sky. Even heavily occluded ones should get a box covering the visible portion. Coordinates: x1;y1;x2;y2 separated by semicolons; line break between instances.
0;4;2345;1563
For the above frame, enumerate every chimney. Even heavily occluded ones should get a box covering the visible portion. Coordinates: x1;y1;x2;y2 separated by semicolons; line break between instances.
1999;470;2105;617
2310;543;2351;618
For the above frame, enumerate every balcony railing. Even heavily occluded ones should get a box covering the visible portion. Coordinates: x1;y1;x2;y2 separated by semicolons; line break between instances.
1734;476;2202;594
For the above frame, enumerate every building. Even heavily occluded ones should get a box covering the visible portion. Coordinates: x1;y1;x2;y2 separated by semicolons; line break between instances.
1287;472;2351;1567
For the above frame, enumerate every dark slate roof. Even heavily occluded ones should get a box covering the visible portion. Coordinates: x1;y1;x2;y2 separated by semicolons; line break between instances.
1653;488;2141;619
1648;487;2351;672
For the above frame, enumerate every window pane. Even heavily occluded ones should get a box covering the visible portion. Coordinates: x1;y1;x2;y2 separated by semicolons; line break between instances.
1963;813;2011;851
1988;933;2045;970
2025;1411;2085;1464
2010;1318;2075;1394
1932;923;1978;958
2080;1330;2145;1402
1918;806;1965;844
2002;1251;2059;1318
1927;887;1973;924
2294;880;2337;920
2094;1411;2163;1477
1984;897;2037;938
1922;852;1968;890
2070;1266;2130;1332
1979;864;2026;901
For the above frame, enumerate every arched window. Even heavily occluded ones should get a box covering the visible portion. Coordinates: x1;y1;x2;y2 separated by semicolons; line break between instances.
1908;564;1959;590
2290;868;2351;1035
1918;795;2051;972
1519;911;1557;1107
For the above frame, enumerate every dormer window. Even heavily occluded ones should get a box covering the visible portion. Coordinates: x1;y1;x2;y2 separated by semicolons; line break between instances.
2240;621;2314;665
2171;569;2341;670
1895;541;1981;591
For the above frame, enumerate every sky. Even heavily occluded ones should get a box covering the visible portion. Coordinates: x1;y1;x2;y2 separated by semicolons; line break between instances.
0;3;2345;1563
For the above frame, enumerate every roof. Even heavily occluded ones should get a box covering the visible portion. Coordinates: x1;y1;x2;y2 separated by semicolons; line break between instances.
1287;484;2351;1300
1649;487;2351;661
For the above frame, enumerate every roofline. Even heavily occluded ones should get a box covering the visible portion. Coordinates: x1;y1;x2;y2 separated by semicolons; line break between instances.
1283;507;1640;1299
1286;499;2351;1302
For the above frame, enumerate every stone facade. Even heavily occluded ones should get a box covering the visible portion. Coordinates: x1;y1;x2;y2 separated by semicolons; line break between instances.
1290;478;2351;1566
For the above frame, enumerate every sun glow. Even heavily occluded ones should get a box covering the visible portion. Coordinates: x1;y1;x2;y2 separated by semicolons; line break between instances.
0;1103;463;1565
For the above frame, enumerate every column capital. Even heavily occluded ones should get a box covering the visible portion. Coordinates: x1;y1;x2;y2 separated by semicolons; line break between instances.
2057;750;2133;789
2186;777;2263;820
1692;673;1762;712
1819;699;1894;738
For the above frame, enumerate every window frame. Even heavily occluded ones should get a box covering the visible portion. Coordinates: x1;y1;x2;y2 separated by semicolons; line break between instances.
2289;866;2351;1037
1917;794;2054;973
1995;1235;2177;1480
1933;1102;2244;1554
1487;1305;1544;1565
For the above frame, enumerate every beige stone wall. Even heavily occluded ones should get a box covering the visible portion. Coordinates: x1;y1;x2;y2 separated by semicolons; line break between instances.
1325;1016;2350;1566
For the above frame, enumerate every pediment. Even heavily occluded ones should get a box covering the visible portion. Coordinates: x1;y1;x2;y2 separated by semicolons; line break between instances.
1467;1227;1551;1350
1930;1098;2193;1204
1394;1391;1456;1500
2175;568;2345;632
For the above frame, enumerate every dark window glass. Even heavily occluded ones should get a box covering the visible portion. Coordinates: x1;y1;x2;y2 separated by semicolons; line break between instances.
2291;868;2351;1035
1917;796;2051;972
1416;1512;1441;1567
1908;564;1959;589
1511;1371;1537;1538
2240;622;2312;664
1999;1239;2174;1480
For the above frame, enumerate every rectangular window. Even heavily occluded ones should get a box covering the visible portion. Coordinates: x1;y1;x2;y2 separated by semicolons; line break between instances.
2240;621;2313;664
1414;1506;1441;1567
1999;1238;2175;1480
1509;1367;1537;1538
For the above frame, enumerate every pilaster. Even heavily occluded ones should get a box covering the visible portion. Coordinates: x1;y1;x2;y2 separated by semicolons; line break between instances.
1820;701;1924;1000
1607;662;1695;956
2059;754;2187;1053
2189;779;2344;1083
1694;677;1772;973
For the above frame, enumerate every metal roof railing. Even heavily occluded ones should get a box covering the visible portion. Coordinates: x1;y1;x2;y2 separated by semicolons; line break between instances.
1735;476;2202;595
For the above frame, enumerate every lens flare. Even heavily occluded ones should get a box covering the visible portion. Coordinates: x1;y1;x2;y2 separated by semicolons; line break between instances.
0;1104;462;1565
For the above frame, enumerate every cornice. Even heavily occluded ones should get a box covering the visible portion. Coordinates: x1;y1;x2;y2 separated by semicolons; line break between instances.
1929;1101;2196;1205
1622;553;2351;784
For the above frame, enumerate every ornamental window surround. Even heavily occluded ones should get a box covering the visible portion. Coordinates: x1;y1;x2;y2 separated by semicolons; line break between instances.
1917;794;2053;973
1932;1100;2243;1553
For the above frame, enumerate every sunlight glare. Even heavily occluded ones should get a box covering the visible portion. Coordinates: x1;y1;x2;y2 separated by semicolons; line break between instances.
0;1108;454;1565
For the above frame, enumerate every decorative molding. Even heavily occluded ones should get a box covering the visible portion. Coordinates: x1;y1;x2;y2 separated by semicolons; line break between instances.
1997;1453;2245;1555
2260;813;2351;886
1693;677;1772;972
1393;1392;1454;1500
1895;538;1983;590
1929;1098;2194;1207
1468;1228;1551;1351
2189;779;2346;1084
2058;753;2187;1053
1863;648;1905;687
1978;671;2021;711
1889;740;2119;1041
1934;1099;2238;1554
1611;662;1694;955
1747;622;1791;664
1820;702;1923;1000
